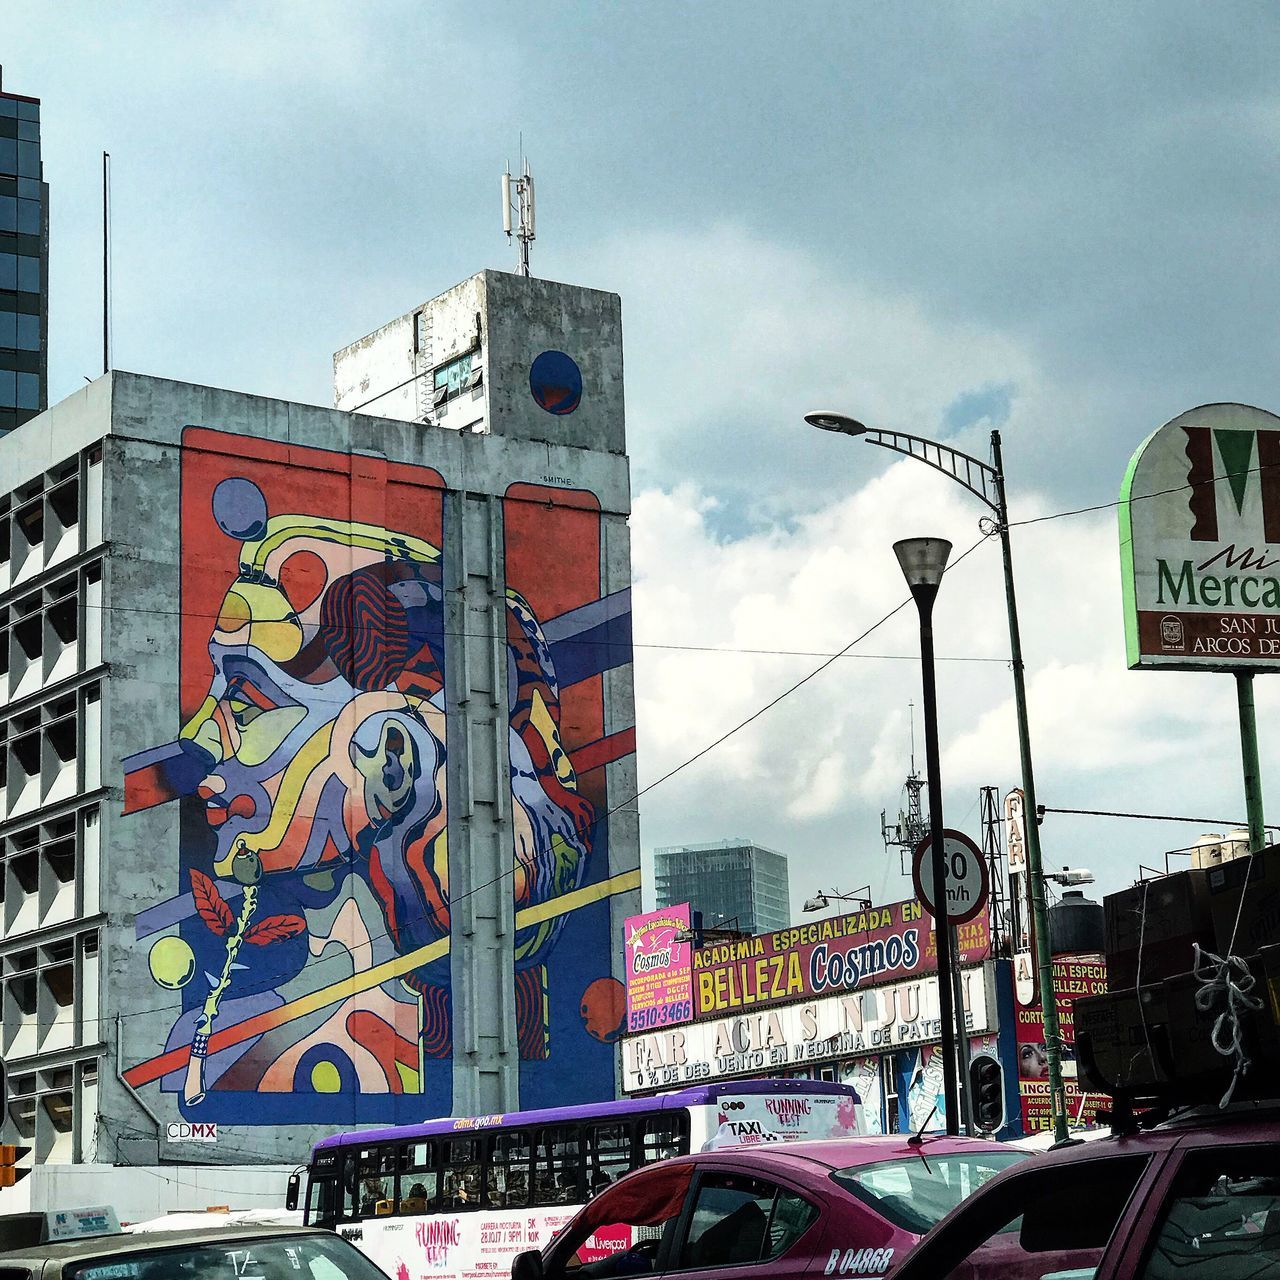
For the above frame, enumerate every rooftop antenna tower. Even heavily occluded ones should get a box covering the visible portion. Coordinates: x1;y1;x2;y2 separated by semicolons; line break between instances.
502;148;536;278
882;701;928;874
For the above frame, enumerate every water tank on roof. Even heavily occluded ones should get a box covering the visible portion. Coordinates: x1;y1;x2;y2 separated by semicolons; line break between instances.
1049;889;1104;956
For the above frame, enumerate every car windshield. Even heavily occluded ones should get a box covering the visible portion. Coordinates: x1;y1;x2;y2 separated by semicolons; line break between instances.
65;1233;387;1280
832;1150;1029;1235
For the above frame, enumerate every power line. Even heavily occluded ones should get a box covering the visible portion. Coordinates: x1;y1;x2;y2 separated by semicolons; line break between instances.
1041;805;1280;830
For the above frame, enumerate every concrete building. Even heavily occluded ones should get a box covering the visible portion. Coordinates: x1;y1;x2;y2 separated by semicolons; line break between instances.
653;839;790;935
0;75;48;436
0;269;639;1215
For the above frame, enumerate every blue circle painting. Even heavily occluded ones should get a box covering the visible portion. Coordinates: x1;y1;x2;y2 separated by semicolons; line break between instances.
529;350;582;416
212;477;269;540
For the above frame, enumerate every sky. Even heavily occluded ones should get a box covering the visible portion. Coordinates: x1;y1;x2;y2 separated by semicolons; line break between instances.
10;0;1280;916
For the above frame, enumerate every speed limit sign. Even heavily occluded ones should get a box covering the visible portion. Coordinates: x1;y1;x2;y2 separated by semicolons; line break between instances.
912;828;989;925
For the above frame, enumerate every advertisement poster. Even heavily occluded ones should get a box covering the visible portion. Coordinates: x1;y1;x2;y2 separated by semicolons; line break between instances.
1015;956;1108;1133
351;1210;631;1280
701;1091;861;1148
625;905;694;1033
692;897;990;1020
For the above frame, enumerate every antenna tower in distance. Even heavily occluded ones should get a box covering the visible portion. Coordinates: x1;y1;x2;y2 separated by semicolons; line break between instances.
502;159;536;278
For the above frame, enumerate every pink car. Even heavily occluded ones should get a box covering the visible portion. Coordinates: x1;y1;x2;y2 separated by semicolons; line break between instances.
511;1136;1027;1280
891;1107;1280;1280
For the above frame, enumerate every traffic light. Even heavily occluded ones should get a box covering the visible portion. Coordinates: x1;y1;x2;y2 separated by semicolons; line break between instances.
969;1055;1004;1133
0;1144;31;1188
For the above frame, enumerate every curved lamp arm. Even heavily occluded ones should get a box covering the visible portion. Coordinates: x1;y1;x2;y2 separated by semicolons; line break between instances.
862;429;1000;514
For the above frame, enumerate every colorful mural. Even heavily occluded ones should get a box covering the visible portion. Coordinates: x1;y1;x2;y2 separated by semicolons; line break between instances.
504;484;633;1105
120;431;637;1125
122;431;450;1124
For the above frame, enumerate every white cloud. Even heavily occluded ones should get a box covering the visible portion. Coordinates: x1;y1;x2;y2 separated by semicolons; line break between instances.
631;457;1277;908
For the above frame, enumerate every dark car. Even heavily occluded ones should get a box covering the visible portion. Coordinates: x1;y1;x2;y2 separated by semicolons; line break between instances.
0;1223;390;1279
890;1104;1280;1280
511;1136;1027;1280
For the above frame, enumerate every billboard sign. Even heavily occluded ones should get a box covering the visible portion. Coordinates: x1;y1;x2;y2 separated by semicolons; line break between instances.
624;904;694;1033
622;964;994;1093
1015;955;1108;1133
1120;402;1280;671
692;897;990;1021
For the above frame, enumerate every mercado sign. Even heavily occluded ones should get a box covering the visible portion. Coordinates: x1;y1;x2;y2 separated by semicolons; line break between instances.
1015;955;1108;1133
621;963;995;1093
690;897;990;1021
1120;402;1280;671
624;904;694;1033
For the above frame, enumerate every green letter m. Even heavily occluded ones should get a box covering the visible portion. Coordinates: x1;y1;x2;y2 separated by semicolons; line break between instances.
1157;559;1197;605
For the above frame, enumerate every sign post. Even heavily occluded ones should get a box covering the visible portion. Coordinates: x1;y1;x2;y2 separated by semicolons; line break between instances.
1119;401;1279;853
914;829;989;1134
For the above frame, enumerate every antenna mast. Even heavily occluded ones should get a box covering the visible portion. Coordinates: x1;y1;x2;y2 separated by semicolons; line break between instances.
882;701;928;875
502;156;536;277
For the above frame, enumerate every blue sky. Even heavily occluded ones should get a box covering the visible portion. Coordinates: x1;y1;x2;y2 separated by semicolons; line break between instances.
10;1;1280;910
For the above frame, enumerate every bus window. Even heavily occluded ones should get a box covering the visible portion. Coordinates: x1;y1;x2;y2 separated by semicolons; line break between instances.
587;1123;632;1193
399;1140;438;1214
444;1139;482;1209
357;1147;398;1217
490;1130;532;1208
535;1126;583;1205
638;1115;689;1166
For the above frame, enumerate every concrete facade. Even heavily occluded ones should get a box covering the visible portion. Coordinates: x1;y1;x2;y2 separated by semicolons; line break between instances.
0;270;638;1199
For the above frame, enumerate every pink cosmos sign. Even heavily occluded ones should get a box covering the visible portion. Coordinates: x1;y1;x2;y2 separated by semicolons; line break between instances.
625;904;694;1033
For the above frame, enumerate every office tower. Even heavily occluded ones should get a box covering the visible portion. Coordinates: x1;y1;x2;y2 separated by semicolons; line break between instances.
0;76;47;436
654;839;791;935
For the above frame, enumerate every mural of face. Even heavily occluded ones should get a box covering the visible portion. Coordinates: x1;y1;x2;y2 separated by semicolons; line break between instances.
122;443;620;1122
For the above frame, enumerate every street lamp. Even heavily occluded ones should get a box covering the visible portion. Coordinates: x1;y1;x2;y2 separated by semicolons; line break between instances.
893;537;962;1137
802;886;873;913
807;409;1069;1143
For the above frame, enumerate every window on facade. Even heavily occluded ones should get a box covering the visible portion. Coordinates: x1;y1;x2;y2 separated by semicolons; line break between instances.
42;1091;72;1133
15;373;37;410
42;961;74;1008
7;1096;35;1139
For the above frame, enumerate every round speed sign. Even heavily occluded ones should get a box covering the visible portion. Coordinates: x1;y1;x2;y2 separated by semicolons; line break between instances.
912;828;989;925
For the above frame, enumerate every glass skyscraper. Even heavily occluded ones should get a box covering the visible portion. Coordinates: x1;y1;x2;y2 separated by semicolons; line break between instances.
1;79;47;437
653;838;792;935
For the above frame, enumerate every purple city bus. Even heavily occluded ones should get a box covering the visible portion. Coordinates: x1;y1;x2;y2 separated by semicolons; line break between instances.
292;1079;864;1279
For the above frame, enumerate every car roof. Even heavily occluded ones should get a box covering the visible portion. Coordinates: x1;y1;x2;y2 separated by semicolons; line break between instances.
0;1224;330;1265
992;1104;1280;1170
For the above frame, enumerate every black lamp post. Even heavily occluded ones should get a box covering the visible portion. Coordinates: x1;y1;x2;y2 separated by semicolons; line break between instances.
894;536;961;1137
808;409;1067;1143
